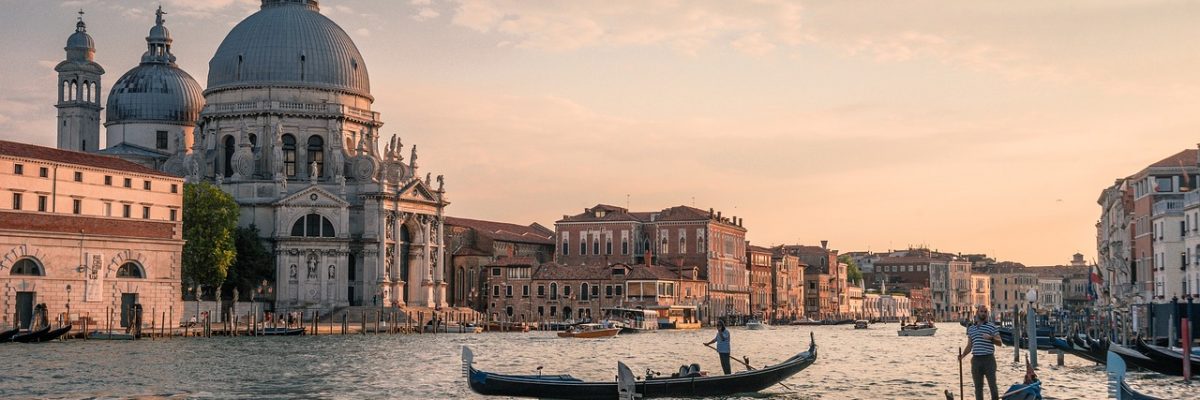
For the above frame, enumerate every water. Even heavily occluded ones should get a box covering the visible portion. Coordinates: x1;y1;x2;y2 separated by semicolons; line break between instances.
0;324;1193;399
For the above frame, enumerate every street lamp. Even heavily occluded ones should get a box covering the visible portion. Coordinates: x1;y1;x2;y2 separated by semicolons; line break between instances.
1025;288;1038;368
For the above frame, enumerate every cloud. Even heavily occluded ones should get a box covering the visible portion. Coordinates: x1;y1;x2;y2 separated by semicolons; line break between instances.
413;7;440;21
447;0;805;54
354;28;371;37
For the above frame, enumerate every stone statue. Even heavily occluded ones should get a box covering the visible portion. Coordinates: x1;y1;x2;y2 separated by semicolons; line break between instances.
425;172;432;186
410;144;419;170
230;120;256;180
328;265;336;279
272;132;284;179
436;175;444;192
307;257;318;279
309;160;319;183
289;264;298;280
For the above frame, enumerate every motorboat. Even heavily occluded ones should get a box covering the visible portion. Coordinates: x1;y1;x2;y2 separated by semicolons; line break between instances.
557;323;620;339
853;320;869;330
898;322;936;337
745;319;769;330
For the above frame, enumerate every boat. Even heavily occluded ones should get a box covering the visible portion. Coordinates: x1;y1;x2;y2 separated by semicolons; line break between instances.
485;321;530;332
88;331;138;340
898;323;936;337
1107;341;1178;376
998;326;1055;350
1050;336;1105;364
34;325;72;342
1000;380;1042;400
602;308;659;334
790;317;822;326
0;327;18;343
557;323;620;339
463;332;818;400
260;327;306;336
745;318;769;330
425;323;484;334
10;325;51;343
652;306;701;330
853;320;869;329
1134;338;1200;376
1106;350;1165;400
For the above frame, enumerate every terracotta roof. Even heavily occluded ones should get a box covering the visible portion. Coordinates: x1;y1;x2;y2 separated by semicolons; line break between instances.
0;210;178;240
747;244;773;253
1148;149;1198;169
444;216;554;245
532;263;613;281
453;247;491;257
0;140;179;178
557;204;649;223
654;205;712;221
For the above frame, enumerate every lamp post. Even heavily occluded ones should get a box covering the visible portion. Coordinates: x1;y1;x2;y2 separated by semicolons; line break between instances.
65;284;72;326
1026;288;1038;368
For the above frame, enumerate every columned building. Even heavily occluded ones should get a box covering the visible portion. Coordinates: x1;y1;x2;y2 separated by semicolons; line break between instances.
51;1;452;313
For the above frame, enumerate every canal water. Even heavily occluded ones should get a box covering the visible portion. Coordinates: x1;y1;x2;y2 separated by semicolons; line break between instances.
0;324;1192;399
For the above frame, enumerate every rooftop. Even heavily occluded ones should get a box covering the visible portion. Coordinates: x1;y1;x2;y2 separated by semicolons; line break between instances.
0;140;179;178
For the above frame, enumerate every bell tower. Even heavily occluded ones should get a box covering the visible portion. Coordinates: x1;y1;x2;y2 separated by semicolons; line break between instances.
55;10;104;152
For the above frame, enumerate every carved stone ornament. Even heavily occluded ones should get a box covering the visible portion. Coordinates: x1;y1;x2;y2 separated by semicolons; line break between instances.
352;155;380;182
231;121;256;179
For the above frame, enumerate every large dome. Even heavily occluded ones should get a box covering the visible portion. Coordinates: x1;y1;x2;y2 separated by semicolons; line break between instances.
106;64;204;126
206;0;371;99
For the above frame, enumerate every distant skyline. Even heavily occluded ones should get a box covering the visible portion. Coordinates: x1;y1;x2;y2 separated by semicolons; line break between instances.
3;1;1200;265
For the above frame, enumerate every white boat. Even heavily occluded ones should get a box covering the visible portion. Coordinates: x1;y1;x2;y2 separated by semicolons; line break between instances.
897;323;937;336
745;318;769;330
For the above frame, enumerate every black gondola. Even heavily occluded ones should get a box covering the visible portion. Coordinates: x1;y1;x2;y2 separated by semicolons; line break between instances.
1051;337;1105;364
463;332;818;400
10;325;51;343
0;327;18;343
29;325;72;342
1106;351;1165;400
1135;338;1200;376
997;327;1054;350
260;327;306;336
1107;341;1179;376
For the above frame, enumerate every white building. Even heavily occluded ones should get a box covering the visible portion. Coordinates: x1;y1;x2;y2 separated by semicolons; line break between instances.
54;1;452;312
1151;197;1186;300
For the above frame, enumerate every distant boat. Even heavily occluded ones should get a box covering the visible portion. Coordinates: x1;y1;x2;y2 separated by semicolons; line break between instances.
745;318;769;330
1106;350;1165;400
10;325;51;343
88;331;137;340
790;317;821;326
1135;338;1200;376
557;323;620;339
898;323;936;337
853;320;869;330
260;327;306;336
0;327;18;343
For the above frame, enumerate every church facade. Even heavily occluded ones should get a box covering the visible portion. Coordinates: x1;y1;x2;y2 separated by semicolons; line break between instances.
55;0;450;312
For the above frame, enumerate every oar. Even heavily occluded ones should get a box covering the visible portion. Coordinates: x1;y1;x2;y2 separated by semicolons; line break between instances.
703;343;794;391
958;346;964;400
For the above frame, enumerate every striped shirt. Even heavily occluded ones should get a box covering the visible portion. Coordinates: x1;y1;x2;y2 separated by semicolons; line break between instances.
967;323;998;356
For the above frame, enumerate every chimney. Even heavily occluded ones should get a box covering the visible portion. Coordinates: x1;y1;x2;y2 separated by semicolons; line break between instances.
717;211;722;220
709;208;714;218
820;240;828;250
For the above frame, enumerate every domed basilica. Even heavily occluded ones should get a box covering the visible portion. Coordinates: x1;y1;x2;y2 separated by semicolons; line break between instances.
56;0;450;311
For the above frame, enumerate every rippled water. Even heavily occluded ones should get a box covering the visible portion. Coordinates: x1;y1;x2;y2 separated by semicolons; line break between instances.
0;324;1192;399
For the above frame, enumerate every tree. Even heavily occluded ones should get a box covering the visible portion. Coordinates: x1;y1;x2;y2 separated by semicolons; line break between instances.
839;255;863;286
225;224;273;298
182;182;238;292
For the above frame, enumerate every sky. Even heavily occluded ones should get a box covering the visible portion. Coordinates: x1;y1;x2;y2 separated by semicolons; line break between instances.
2;1;1200;266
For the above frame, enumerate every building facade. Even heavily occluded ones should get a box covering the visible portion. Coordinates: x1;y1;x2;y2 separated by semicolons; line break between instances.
442;216;555;310
1;140;183;329
53;1;453;313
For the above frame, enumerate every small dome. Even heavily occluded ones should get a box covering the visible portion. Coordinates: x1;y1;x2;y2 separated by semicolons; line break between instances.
65;18;95;63
148;24;171;41
105;63;204;126
207;0;370;98
67;30;93;50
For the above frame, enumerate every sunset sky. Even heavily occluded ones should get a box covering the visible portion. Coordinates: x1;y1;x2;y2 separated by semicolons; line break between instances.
3;1;1200;265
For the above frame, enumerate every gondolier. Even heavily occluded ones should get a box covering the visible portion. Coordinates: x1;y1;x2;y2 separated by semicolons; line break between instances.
703;320;732;374
959;306;1001;400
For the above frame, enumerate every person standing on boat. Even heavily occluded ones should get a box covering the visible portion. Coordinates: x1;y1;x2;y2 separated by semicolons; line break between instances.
959;305;1001;400
704;320;732;374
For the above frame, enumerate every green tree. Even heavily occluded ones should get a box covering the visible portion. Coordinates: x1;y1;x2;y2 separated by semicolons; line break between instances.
182;182;238;292
225;224;274;298
839;255;863;286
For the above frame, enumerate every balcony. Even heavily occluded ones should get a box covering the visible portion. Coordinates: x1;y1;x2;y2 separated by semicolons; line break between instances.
1186;190;1200;208
1152;198;1184;217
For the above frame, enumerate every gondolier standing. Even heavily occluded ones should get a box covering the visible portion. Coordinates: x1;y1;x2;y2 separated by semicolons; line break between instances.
959;305;1001;400
704;320;732;374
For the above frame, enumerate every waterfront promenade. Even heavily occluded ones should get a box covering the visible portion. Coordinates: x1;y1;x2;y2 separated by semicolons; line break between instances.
1;324;1190;399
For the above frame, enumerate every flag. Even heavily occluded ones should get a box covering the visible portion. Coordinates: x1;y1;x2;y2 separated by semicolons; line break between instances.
1086;265;1102;301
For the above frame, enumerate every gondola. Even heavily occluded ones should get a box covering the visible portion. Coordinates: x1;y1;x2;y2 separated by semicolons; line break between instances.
1106;351;1165;400
33;325;72;342
0;327;18;343
997;327;1054;350
1107;341;1178;376
10;325;51;343
1000;380;1041;400
1050;337;1105;364
260;327;306;336
1135;338;1200;376
463;332;818;400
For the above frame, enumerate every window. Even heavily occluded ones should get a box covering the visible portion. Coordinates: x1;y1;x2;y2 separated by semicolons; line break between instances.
537;285;545;297
492;285;499;297
11;193;21;210
606;285;613;297
38;167;47;178
593;239;599;255
37;195;46;212
562;238;569;255
13;164;22;175
72;199;81;214
522;285;530;297
580;241;586;255
156;131;168;150
550;283;558;300
290;214;336;237
170;184;178;193
123;204;131;218
10;258;42;276
142;206;150;219
104;175;112;185
580;283;589;301
143;181;151;190
104;202;112;216
123;178;132;188
537;306;544;316
591;285;599;298
169;209;177;221
282;134;297;177
307;135;324;178
550;306;557;317
563;285;572;297
622;239;629;255
116;262;144;278
73;171;82;182
222;136;235;178
491;267;502;276
505;286;513;298
606;239;612;255
615;285;624;296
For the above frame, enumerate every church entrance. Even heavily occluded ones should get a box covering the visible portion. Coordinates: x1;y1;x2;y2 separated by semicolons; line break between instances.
400;226;411;304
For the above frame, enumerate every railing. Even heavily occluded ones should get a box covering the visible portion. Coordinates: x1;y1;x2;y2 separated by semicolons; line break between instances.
203;101;380;121
1186;190;1200;207
1151;199;1184;216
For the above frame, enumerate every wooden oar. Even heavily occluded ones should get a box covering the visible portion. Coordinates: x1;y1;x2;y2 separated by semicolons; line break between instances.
958;346;965;400
703;343;794;391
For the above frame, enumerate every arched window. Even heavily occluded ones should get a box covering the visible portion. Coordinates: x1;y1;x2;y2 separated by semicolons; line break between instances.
223;135;235;177
580;283;590;301
549;282;558;300
116;262;144;278
84;81;91;103
290;213;335;237
70;80;77;101
61;81;68;102
10;258;43;276
282;134;297;177
307;135;324;178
